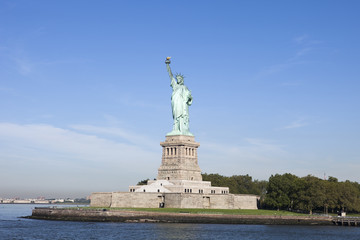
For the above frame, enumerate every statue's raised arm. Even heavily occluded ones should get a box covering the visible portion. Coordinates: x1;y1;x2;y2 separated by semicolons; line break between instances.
165;57;175;85
164;57;193;136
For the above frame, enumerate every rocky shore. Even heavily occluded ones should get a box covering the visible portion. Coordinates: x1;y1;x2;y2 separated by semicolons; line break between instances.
27;207;335;225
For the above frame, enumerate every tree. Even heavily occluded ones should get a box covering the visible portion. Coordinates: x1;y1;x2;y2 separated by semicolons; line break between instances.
328;176;338;183
297;175;326;214
323;180;338;214
264;173;300;210
202;173;266;196
337;181;360;213
137;179;149;185
264;174;360;214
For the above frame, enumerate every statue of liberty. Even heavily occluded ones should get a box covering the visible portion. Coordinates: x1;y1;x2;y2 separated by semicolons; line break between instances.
165;57;193;136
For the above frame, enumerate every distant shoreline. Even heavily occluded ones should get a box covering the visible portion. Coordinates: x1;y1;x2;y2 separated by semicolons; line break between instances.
27;208;342;226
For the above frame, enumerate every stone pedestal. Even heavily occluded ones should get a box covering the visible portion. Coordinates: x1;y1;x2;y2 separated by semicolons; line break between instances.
90;134;259;210
157;135;202;181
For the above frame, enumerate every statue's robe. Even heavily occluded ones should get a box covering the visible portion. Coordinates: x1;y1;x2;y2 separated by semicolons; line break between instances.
170;78;193;135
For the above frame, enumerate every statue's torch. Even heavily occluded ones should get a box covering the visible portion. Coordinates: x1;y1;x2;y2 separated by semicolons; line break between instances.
165;57;171;64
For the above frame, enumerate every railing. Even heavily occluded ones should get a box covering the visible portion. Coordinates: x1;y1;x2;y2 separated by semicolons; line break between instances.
333;217;360;226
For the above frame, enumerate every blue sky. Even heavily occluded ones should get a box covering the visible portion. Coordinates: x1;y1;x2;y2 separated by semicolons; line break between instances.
1;1;359;198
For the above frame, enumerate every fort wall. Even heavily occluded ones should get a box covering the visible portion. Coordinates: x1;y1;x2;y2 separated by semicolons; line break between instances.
90;192;258;209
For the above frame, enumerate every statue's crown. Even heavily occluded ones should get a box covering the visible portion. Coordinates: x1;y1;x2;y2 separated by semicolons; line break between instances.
175;73;185;79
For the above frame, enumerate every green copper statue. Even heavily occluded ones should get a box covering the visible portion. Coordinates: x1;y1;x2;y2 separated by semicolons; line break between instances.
165;57;193;136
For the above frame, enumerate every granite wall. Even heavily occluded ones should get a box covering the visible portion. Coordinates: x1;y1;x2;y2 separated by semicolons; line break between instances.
90;192;259;209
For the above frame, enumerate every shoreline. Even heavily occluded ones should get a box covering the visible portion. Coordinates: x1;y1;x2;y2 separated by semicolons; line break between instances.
27;208;339;225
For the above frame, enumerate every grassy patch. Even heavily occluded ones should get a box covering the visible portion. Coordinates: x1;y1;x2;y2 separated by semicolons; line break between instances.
76;207;307;216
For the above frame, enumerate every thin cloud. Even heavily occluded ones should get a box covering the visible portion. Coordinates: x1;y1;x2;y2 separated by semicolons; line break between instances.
0;86;19;96
282;119;308;129
254;35;322;80
14;58;33;75
5;45;91;77
70;124;157;149
294;34;322;46
0;123;157;163
116;93;164;110
254;61;306;80
0;122;159;197
293;34;309;44
199;138;289;180
295;47;312;57
291;34;322;60
12;57;92;76
202;138;287;164
245;138;286;153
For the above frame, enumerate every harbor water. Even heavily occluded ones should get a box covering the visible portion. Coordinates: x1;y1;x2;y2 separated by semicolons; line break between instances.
1;204;360;240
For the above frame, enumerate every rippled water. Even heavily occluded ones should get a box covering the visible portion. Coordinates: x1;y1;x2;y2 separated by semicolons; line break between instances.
1;204;360;240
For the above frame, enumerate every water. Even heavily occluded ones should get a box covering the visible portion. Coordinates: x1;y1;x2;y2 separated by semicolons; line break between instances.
1;204;360;240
